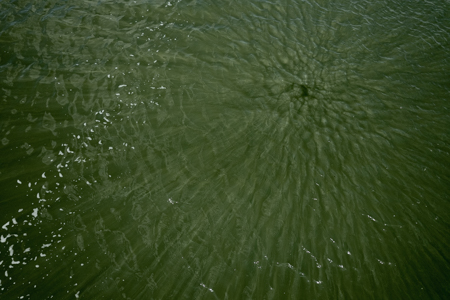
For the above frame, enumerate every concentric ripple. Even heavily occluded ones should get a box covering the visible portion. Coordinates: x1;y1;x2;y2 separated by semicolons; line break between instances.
0;0;449;299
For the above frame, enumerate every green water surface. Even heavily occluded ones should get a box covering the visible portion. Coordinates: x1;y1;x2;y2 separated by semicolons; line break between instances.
1;0;449;299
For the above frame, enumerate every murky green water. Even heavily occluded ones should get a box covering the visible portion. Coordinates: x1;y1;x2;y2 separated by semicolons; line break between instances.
1;0;449;299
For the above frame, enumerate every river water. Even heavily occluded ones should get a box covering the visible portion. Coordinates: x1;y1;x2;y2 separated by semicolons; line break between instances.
1;0;449;299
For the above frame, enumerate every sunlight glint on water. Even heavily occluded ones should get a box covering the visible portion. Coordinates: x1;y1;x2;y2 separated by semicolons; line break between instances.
0;0;449;299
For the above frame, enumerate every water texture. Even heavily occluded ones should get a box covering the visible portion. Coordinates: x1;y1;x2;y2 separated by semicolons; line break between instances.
1;0;449;299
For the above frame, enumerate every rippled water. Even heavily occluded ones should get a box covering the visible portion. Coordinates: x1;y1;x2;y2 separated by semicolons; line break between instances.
1;0;450;299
